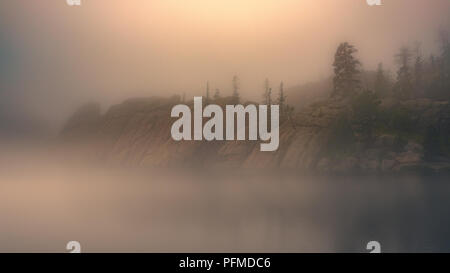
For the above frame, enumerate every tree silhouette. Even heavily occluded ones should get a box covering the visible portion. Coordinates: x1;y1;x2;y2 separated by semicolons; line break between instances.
438;28;450;98
332;42;361;98
394;46;413;99
413;42;424;97
205;81;210;104
214;88;221;100
277;81;286;117
231;75;240;104
374;63;389;97
262;78;272;105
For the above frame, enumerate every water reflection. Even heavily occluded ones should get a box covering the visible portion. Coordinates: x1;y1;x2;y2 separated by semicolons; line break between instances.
0;143;449;252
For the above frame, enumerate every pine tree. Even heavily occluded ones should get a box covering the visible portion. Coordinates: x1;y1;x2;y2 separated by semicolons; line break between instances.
205;81;210;104
374;63;388;97
214;88;221;100
262;78;272;105
232;75;240;104
413;43;424;97
438;28;450;98
394;46;413;99
277;81;286;117
332;42;361;97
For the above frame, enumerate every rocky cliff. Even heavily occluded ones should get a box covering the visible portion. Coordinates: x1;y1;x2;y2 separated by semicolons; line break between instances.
60;96;450;174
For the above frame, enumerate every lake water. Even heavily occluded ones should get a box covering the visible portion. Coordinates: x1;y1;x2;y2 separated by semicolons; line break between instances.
1;142;449;252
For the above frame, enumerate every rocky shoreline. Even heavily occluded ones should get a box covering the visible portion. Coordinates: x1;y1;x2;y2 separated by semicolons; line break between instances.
60;96;450;174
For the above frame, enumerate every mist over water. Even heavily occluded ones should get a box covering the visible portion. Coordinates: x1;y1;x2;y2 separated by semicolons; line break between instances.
1;141;449;253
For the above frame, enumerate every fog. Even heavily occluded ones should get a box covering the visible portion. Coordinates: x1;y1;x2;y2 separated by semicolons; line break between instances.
0;141;449;252
1;0;450;132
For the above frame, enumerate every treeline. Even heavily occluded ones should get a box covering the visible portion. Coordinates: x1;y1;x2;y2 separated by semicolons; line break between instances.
185;75;295;123
328;28;450;160
332;28;450;100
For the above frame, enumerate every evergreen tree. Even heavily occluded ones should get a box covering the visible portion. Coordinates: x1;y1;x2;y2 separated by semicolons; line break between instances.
394;46;413;99
413;43;424;97
205;81;210;104
438;28;450;98
214;88;221;100
428;54;439;94
262;78;272;105
277;81;286;117
374;63;388;97
231;75;240;104
332;42;361;97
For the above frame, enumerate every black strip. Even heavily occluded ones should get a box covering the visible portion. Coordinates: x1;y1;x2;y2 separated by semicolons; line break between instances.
0;253;444;272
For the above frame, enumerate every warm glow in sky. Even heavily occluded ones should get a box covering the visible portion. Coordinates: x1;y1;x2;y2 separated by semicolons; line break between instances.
0;0;449;129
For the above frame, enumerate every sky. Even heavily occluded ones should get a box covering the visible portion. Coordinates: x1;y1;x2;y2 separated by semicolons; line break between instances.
0;0;449;132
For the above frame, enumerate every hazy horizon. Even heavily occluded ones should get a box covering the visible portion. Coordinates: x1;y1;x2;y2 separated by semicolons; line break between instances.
1;0;450;133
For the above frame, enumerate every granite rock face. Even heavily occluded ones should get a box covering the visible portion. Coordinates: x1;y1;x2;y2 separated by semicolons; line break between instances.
60;96;450;173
